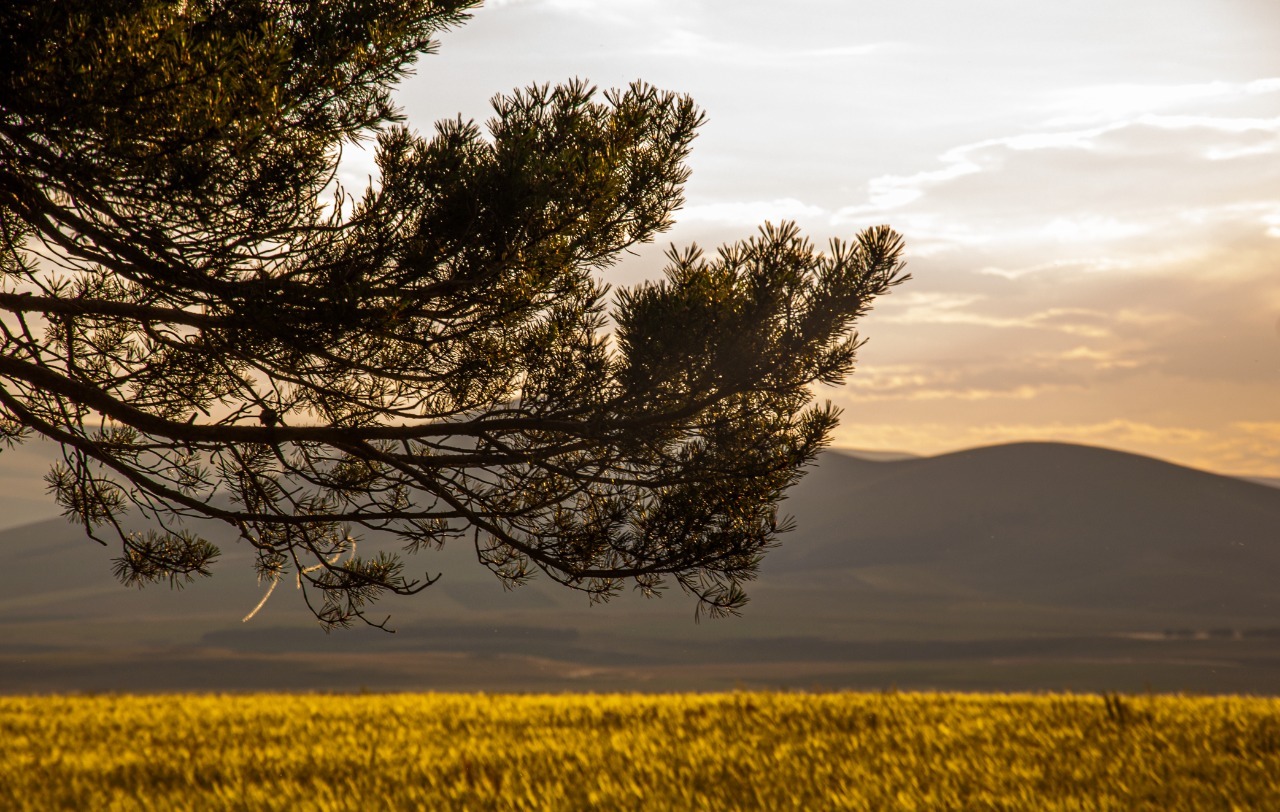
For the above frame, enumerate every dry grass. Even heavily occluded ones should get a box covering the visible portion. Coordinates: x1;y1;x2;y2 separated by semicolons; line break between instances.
2;691;1278;810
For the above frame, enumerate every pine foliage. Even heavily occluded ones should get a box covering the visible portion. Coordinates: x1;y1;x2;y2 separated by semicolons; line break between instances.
0;0;907;627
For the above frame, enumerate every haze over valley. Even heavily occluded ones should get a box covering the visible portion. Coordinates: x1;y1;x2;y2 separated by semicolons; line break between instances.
5;441;1279;694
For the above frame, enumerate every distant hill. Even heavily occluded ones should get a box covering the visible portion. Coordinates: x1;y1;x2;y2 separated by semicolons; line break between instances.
4;441;1280;694
0;439;64;529
769;442;1280;622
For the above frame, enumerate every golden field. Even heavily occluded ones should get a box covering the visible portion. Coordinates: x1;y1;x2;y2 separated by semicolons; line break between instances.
2;691;1278;810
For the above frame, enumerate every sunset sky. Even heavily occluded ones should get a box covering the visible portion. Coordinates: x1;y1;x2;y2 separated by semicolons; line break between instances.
363;0;1280;476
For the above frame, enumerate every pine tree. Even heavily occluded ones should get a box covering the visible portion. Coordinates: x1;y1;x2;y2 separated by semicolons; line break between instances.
0;0;907;628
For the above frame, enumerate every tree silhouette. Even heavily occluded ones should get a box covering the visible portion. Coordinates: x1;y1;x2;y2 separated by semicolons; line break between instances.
0;0;907;628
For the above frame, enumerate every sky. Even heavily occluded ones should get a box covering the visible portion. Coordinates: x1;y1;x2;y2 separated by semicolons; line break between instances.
353;0;1280;476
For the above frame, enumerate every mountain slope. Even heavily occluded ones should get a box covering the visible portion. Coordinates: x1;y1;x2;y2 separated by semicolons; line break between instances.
4;441;1280;692
769;442;1280;620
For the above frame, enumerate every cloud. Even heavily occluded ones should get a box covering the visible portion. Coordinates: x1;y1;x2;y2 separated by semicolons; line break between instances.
1037;216;1153;243
836;114;1280;235
676;87;1280;479
976;256;1137;280
833;125;1121;223
844;341;1150;404
400;6;1280;479
871;292;1172;338
1042;77;1280;125
1052;346;1143;371
844;362;1057;402
485;0;653;13
648;28;895;67
837;160;984;215
1235;421;1280;442
970;244;1263;280
678;198;829;228
474;0;685;31
850;381;1056;404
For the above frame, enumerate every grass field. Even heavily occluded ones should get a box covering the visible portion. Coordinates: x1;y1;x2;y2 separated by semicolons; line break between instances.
2;691;1278;810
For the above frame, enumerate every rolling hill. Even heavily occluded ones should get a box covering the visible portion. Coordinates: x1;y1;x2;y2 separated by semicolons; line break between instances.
3;441;1280;693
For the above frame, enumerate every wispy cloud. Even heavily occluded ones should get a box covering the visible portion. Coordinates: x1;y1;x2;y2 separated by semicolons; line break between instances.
1233;422;1280;443
486;0;654;12
845;343;1149;404
1051;346;1144;371
976;257;1136;280
845;362;1058;401
836;114;1280;228
405;4;1280;478
1043;77;1280;125
678;198;829;227
875;293;1132;338
479;0;678;28
649;29;896;66
849;381;1056;404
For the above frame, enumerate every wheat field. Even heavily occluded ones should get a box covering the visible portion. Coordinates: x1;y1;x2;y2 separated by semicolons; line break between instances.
2;691;1278;810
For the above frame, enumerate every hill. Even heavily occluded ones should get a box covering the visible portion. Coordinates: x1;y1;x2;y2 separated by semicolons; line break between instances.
4;441;1280;694
768;442;1280;626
